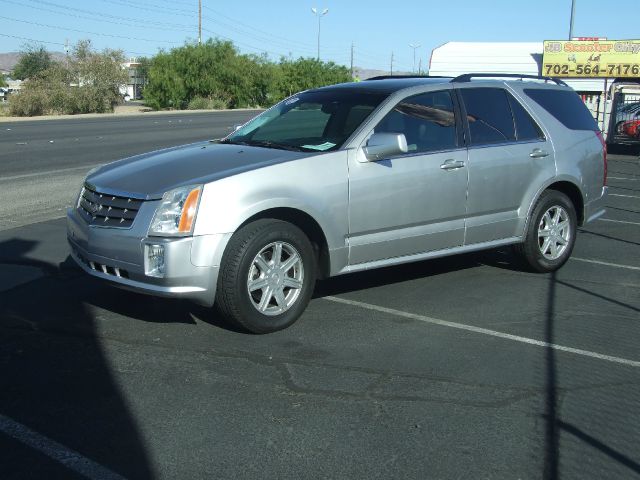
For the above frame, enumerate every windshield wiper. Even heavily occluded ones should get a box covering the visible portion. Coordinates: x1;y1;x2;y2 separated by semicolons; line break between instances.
227;139;309;152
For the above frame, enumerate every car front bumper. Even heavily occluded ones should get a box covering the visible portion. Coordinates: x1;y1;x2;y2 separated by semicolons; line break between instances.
67;206;229;307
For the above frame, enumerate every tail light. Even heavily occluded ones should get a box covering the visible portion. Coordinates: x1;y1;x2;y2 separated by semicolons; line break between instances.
595;130;607;186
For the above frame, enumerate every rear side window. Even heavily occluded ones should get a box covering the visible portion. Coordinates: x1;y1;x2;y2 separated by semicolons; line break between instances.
524;89;598;131
460;88;516;145
508;95;545;141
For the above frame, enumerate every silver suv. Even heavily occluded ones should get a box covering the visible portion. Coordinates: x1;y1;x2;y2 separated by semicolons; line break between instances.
67;74;608;333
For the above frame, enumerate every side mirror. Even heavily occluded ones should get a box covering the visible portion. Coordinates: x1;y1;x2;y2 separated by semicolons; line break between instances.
363;132;408;161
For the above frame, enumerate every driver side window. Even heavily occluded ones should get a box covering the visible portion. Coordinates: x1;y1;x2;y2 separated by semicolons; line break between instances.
374;91;458;154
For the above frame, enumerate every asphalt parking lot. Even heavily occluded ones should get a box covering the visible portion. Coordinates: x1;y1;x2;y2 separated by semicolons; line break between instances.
0;129;638;478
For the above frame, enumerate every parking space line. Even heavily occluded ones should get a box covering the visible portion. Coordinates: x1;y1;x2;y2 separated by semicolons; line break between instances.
599;218;640;226
609;194;640;199
571;257;640;271
608;176;638;181
324;296;640;368
0;414;126;480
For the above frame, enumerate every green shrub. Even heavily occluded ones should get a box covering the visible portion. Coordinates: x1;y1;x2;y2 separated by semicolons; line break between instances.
187;94;229;110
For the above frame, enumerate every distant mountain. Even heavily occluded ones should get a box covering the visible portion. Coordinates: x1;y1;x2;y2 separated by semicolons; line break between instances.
0;51;67;75
355;68;414;80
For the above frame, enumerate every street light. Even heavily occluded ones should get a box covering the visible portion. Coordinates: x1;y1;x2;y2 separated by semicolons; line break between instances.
568;0;576;39
311;7;329;61
409;43;421;73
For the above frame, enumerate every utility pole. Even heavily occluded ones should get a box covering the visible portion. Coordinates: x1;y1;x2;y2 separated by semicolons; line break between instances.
418;57;422;75
390;52;394;76
568;0;576;39
198;0;202;45
409;43;421;73
350;42;354;78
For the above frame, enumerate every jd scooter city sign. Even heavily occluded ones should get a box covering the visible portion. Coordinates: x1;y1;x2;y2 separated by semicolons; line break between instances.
543;40;640;78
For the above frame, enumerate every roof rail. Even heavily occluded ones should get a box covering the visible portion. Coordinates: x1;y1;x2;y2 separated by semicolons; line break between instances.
367;75;450;81
451;73;568;87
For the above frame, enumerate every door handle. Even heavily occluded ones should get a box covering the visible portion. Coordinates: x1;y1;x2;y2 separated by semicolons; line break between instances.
440;159;465;170
529;149;550;158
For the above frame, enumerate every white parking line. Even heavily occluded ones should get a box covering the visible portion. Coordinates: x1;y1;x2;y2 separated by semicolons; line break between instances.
608;176;638;181
0;414;126;480
324;296;640;368
599;218;640;226
572;257;640;271
609;193;640;199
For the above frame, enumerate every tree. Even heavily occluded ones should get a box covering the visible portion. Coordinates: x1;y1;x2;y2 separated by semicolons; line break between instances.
143;39;352;111
0;74;7;88
12;45;54;80
70;40;128;113
10;40;127;116
274;58;351;99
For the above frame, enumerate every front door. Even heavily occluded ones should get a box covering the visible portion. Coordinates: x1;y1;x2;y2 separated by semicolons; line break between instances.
348;89;469;265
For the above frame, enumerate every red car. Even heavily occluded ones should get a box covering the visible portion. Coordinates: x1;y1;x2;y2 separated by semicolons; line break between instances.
621;119;640;138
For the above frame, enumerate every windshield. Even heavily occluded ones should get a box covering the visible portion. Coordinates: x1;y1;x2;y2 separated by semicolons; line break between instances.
223;90;388;152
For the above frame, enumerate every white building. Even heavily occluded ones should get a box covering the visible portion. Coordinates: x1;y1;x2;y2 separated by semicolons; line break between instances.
120;59;145;100
428;42;619;130
429;42;608;93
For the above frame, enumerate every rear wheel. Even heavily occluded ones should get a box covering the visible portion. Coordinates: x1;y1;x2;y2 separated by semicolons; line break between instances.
215;219;316;333
514;190;577;273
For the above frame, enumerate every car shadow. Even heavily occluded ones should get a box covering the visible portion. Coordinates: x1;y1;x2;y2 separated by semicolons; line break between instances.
314;250;487;297
0;238;154;479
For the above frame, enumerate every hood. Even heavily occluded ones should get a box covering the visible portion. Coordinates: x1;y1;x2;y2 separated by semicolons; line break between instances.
85;141;308;199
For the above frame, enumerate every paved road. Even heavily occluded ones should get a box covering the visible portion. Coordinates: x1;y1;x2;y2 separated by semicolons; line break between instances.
0;111;260;230
0;113;638;479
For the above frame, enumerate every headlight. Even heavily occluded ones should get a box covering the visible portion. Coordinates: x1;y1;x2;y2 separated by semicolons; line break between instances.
76;186;86;208
149;185;202;236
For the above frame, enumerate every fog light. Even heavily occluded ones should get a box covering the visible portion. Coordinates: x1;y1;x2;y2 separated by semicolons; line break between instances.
145;244;165;278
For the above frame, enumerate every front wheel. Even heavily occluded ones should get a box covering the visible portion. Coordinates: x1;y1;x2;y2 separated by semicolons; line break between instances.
514;190;577;273
215;219;317;333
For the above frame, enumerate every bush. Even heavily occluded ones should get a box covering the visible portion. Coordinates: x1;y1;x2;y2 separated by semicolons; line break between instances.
187;94;229;110
9;89;47;116
144;39;351;111
8;40;127;117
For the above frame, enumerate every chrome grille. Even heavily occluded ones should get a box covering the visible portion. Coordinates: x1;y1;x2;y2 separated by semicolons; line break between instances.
78;186;144;228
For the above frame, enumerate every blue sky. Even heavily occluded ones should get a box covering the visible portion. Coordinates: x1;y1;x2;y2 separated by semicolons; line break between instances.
0;0;637;72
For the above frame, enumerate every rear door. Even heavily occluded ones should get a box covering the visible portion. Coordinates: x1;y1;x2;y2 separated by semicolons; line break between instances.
457;86;556;245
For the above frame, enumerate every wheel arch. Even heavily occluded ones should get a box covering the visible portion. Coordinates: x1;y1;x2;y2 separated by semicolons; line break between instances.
526;180;585;234
545;181;585;226
238;207;331;280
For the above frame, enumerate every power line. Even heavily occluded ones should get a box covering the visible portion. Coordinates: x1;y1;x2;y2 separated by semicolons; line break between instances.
0;15;181;43
0;0;193;33
19;0;192;28
96;0;195;17
0;32;65;46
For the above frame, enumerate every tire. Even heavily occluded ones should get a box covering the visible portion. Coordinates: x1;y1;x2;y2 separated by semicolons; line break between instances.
513;190;577;273
215;219;317;333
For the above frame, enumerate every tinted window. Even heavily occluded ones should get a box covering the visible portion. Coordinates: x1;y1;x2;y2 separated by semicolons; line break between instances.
524;89;598;131
508;94;545;141
252;103;330;142
461;88;516;145
374;90;457;153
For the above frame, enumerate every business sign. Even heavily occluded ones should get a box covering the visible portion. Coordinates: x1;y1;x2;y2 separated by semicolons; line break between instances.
543;40;640;78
